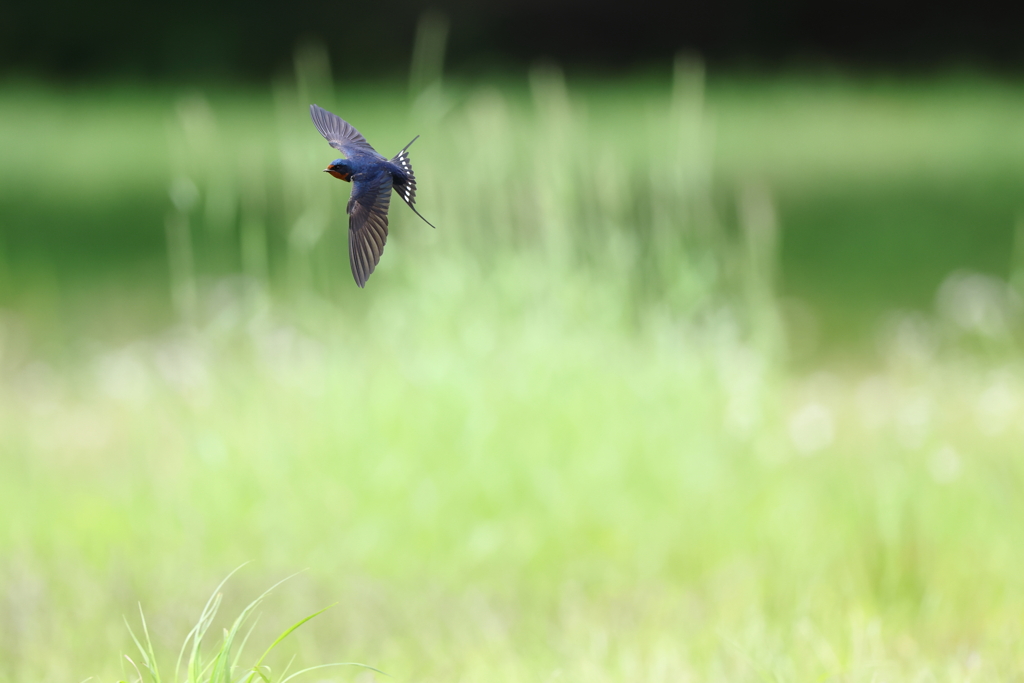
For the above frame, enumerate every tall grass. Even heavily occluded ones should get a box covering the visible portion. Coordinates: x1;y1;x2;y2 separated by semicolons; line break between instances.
1;46;1024;682
157;44;781;340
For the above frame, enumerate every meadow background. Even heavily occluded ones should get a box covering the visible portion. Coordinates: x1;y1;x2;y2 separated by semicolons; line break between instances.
3;11;1024;683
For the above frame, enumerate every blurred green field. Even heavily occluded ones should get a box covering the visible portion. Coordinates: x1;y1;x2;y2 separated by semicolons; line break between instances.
2;59;1024;682
2;69;1023;352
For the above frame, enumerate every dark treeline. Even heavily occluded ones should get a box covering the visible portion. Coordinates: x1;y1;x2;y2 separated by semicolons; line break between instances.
2;0;1021;80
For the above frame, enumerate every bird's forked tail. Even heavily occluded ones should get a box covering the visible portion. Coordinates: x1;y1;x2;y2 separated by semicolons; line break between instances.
391;136;438;229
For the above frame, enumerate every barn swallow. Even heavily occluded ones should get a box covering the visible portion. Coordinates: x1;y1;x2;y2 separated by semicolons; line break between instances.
310;104;437;287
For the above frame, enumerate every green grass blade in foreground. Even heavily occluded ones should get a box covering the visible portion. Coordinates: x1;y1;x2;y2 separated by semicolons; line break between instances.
119;571;376;683
244;603;385;682
174;563;248;682
187;592;222;682
229;614;262;673
122;655;144;683
247;603;334;674
121;605;161;683
281;661;389;683
137;607;162;683
201;576;282;682
214;573;303;683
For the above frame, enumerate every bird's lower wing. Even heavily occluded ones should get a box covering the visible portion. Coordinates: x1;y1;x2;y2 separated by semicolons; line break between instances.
348;174;393;287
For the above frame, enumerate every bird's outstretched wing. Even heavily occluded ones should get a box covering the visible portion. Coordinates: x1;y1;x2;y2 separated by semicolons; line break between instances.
310;104;377;157
347;173;393;287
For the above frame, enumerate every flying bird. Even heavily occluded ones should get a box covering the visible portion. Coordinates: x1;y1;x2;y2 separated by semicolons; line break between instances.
310;103;437;287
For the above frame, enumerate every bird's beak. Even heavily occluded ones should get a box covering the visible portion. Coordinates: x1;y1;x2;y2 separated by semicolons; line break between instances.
323;168;331;173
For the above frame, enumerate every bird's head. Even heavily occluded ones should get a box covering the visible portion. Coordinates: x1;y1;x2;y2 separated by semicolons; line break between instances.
324;159;353;182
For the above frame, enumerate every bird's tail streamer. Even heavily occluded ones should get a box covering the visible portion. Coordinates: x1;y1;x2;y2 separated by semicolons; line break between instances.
392;137;438;229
